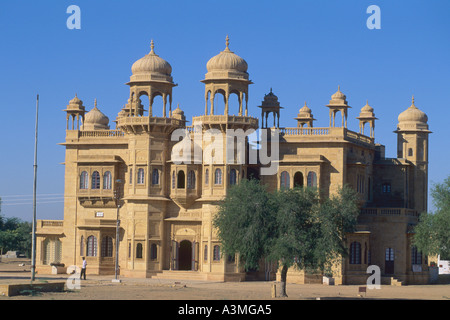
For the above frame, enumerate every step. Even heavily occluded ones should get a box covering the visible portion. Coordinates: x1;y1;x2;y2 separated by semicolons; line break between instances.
151;270;207;281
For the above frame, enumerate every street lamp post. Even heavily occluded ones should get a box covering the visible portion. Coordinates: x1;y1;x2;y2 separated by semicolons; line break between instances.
113;179;123;283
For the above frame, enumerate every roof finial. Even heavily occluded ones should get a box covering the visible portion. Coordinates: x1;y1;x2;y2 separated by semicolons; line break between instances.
150;39;155;54
338;85;341;91
94;98;97;108
412;95;415;105
226;35;230;49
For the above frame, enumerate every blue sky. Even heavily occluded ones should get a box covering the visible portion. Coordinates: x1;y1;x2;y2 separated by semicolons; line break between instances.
0;0;449;221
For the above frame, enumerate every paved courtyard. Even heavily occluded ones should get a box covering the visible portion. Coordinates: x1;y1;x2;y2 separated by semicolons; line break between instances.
0;259;449;300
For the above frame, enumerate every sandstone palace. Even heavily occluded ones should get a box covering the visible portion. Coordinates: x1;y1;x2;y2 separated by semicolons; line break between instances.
35;37;431;285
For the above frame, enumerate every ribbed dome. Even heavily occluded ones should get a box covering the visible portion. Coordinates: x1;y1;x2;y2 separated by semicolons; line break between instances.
361;101;374;113
83;100;109;130
398;97;428;123
299;102;312;115
206;36;248;73
331;86;346;101
69;95;82;105
131;40;172;76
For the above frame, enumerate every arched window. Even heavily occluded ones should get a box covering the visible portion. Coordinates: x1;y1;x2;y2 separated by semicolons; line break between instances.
103;171;112;190
177;170;185;189
187;170;196;189
229;169;237;185
136;243;143;259
150;244;157;260
152;169;159;185
137;168;145;185
307;171;317;188
101;236;113;257
294;172;304;188
80;171;89;189
382;183;391;193
205;169;209;185
215;169;222;185
349;242;361;264
86;236;97;257
280;171;290;189
91;171;100;189
172;171;176;189
213;245;221;261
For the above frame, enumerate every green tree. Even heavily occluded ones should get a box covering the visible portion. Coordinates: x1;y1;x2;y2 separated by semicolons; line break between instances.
0;199;32;257
213;179;277;271
213;180;360;297
414;176;450;259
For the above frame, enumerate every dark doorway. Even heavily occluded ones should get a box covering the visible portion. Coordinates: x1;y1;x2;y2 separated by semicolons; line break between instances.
385;248;394;274
294;172;304;188
178;240;192;271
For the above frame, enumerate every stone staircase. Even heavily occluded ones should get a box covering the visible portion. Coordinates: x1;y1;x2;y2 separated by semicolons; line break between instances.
151;270;208;281
390;277;404;286
381;276;404;286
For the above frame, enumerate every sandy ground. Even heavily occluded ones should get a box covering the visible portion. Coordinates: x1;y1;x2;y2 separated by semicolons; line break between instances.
1;258;449;301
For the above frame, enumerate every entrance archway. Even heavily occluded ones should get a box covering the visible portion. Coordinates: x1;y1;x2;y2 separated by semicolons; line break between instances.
178;240;192;271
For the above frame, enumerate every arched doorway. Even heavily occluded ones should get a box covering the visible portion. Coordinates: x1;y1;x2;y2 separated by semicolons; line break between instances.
178;240;192;270
294;172;304;188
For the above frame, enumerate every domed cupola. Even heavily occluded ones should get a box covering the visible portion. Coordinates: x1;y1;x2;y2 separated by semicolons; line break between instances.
130;40;173;83
206;36;248;74
326;86;351;128
398;96;428;125
171;104;186;122
82;99;110;130
125;40;177;118
295;102;316;128
201;36;253;116
356;100;377;138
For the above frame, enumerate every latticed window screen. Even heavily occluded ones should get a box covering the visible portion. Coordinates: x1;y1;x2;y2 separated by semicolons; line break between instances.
101;236;113;257
87;236;97;257
307;171;317;188
215;169;222;185
385;248;394;261
103;171;112;190
137;169;145;185
187;170;196;189
80;171;89;189
43;237;62;265
213;245;221;261
280;171;290;189
152;169;159;185
91;171;100;189
205;169;209;185
230;169;237;185
80;236;84;256
350;242;361;264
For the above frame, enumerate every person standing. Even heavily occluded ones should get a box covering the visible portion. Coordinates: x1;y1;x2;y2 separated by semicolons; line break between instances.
80;257;87;280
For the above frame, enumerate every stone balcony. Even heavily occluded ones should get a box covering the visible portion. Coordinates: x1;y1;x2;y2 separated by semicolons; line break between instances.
36;220;64;236
280;127;375;147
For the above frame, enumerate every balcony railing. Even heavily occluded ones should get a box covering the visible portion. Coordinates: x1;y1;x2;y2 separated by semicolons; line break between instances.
360;208;419;217
40;220;64;227
78;130;125;138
